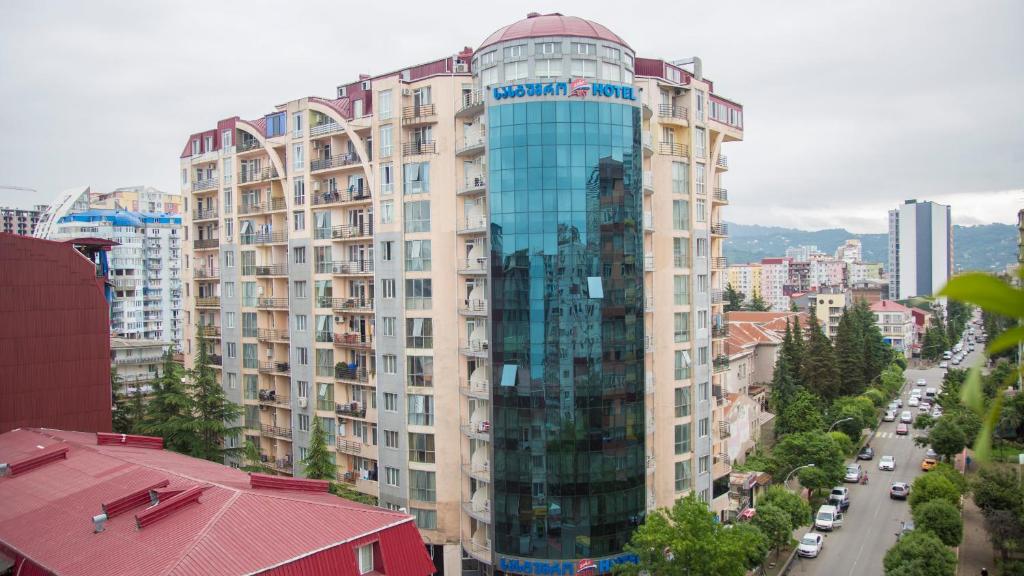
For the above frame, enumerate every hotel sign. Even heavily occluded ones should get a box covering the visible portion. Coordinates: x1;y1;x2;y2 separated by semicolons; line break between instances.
492;78;637;102
496;553;639;575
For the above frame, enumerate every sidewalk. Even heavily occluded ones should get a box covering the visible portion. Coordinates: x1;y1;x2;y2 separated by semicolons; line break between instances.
958;496;993;576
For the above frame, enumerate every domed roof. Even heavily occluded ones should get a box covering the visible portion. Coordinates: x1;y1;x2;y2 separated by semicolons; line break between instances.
477;12;630;52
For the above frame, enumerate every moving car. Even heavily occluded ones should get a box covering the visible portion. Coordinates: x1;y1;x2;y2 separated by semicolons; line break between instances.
942;351;952;360
900;411;913;423
883;410;896;422
797;533;824;558
888;401;899;412
925;387;937;399
896;423;909;435
916;378;927;387
925;448;938;459
890;482;911;500
815;505;844;531
878;455;896;471
921;458;938;471
844;464;863;483
908;396;920;407
939;361;949;369
829;487;850;511
857;446;875;460
919;401;932;412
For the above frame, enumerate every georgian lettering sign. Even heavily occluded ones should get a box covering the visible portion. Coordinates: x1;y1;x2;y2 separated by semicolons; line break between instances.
495;553;639;575
492;78;637;102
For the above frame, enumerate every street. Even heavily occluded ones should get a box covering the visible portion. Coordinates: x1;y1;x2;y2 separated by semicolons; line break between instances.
789;345;981;576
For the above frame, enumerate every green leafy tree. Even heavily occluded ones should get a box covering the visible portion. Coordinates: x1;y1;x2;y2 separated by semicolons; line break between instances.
802;312;841;401
854;298;891;385
746;290;770;312
863;388;886;408
984;509;1024;563
911;499;963;547
727;523;771;571
921;325;949;361
910;473;961;511
139;348;195;453
775;388;824;436
879;363;906;397
828;430;854;456
302;415;336;480
930;463;968;495
186;329;243;462
972;466;1024;514
882;530;957;576
616;493;767;576
724;283;745;312
752;503;792;560
772;431;845;494
760;485;812;529
996;391;1024;442
926;417;967;462
913;413;934;430
828;396;874;440
834;310;866;396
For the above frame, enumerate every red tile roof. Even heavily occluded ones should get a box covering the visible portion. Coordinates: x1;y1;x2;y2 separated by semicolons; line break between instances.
870;300;912;313
478;12;630;52
0;429;434;576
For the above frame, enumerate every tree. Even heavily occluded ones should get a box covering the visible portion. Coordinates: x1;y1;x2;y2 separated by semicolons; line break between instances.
930;463;968;495
912;499;963;546
921;325;949;361
241;439;272;475
772;431;845;494
862;388;886;408
302;415;336;480
853;298;891;385
828;396;875;440
752;503;792;560
828;431;854;456
788;318;806;386
984;509;1024;563
927;417;967;462
775;388;824;436
617;493;766;576
724;283;744;312
760;485;813;530
883;530;957;576
746;290;770;312
909;473;961;511
879;363;906;397
834;310;866;396
139;348;195;453
186;329;243;462
802;312;841;401
725;523;770;571
972;466;1024;514
996;391;1024;442
913;413;934;430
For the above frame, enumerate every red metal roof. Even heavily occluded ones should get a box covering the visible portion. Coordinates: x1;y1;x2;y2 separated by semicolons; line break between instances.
478;12;630;52
870;300;912;313
0;429;435;576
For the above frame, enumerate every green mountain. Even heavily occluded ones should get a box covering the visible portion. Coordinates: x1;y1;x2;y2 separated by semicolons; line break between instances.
724;222;1017;273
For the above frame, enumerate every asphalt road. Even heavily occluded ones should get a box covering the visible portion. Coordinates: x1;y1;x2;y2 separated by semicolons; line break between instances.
789;340;982;576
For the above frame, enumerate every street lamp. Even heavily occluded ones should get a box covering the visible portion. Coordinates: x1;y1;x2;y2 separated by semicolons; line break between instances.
783;463;815;486
828;417;855;433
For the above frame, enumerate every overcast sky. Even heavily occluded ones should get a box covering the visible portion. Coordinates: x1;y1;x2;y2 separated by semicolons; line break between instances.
1;0;1021;233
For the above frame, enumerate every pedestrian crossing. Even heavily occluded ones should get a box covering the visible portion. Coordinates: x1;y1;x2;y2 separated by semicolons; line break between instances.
874;431;909;439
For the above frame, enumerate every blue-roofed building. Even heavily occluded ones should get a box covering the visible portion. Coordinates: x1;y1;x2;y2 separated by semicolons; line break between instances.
50;206;183;348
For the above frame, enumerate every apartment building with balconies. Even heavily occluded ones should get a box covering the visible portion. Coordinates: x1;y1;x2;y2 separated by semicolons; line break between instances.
91;185;182;214
1;204;48;236
180;12;743;576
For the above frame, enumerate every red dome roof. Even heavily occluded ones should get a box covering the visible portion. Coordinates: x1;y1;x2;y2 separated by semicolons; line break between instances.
477;12;630;52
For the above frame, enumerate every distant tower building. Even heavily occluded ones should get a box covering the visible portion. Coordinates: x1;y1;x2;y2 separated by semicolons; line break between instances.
887;200;952;300
0;205;48;236
835;239;861;264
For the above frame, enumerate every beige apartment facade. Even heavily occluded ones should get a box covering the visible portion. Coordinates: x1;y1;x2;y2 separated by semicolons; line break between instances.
181;12;743;575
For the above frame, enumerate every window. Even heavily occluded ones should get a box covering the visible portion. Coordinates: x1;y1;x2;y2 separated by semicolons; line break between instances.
382;354;397;374
225;250;235;268
406;318;433;348
480;51;496;66
504;60;528;81
410;508;437;529
405;279;432;309
674;275;690;305
698;345;709;366
292;112;303;136
380;200;393;224
674;239;689;268
242;312;257;337
384;430;398;448
384;392;398;412
624;53;634;68
481;66;498;87
675;387;691;417
672;162;688;194
378;90;392;120
697;274;708;293
382;316;395;337
296;347;309;366
601;62;621;81
379;124;392;157
699;417;709;438
409;470;436;502
292;210;305;231
224;282;235;298
503;44;525;59
675;350;691;380
699;455;710;474
225;311;236;328
405;240;431;271
357;544;374;575
297;381;309;400
570;59;597;77
380;163;394;194
295;315;308;331
293;177;305;205
242;344;257;369
673;200;690;231
696;238;708;258
381;279;396;299
403;162;430;194
380;241;393;262
293;144;304;170
697;310;708;330
298;414;310;432
407;356;433;387
404;201;430;233
408;432;435;463
571;42;596;55
535;58;562;78
408;394;434;425
538;42;559;55
675;424;691;454
293;246;306;263
695;163;706;196
675;460;692;491
674;312;690;342
225;342;236;359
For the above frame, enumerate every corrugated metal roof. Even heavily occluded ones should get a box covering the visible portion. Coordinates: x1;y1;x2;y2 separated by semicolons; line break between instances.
0;429;432;576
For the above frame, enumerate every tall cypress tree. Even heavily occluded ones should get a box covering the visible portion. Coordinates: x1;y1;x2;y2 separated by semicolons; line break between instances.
140;348;195;453
802;312;841;401
770;348;799;414
789;317;806;387
303;415;336;480
854;299;888;383
187;328;243;462
834;310;865;396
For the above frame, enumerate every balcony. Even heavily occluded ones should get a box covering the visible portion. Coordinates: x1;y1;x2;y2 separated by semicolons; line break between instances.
310;121;343;138
713;355;730;373
238;198;287;215
257;328;289;342
716;155;729;170
643;171;653;195
402;140;436;156
658;104;689;123
322;296;374;313
258;390;290;408
196;297;220;308
711;289;724;304
456;132;486;157
193;208;218;222
642;212;654;233
256;298;289;309
198;325;220;338
401;103;437;124
335;364;370;383
331;223;373;241
712;324;730;339
311;186;371;207
711;256;728;269
333;332;374;350
239;167;281;185
254;264;288;277
240;231;288;245
193;239;219;250
457;216;487;235
336;438;363;455
659;142;689;157
713;188;729;204
112;355;164;365
462;499;492;523
458;257;488;275
456;90;484;118
261;424;292;440
462;462;491;483
719;420;731;439
457;176;487;196
237;139;261;153
311;153;360;172
643;253;655;271
194;267;219;280
192;178;219;193
335;401;367;419
710;222;729;237
321;260;374;276
208;354;222;367
460;340;489;358
460;421;491;441
460;378;489;400
459;298;488;316
259;361;291;375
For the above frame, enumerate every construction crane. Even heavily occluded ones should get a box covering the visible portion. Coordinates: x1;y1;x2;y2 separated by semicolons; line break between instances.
0;185;38;192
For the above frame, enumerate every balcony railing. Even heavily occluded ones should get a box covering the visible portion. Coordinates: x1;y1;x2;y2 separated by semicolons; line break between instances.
198;325;221;338
336;438;363;455
257;390;289;407
457;216;487;234
333;332;374;350
310;121;343;138
459;298;488;316
209;354;222;367
256;298;289;309
457;90;485;117
193;239;219;250
456;131;487;156
335;364;370;383
240;231;288;245
458;257;488;275
196;297;220;308
194;267;219;279
711;256;728;269
259;361;291;375
713;188;729;203
254;264;289;276
320;260;374;275
658;104;688;121
237;139;261;153
311;153;360;172
192;178;219;192
659;142;689;157
401;104;437;123
710;289;724;304
402;141;436;156
311;186;371;206
716;155;729;169
331;222;373;240
457;176;487;196
713;355;730;373
112;355;165;365
238;198;287;215
712;324;730;339
257;328;289;341
261;424;292;439
335;402;367;418
719;421;731;439
193;208;218;221
320;296;374;312
710;222;729;236
239;167;280;184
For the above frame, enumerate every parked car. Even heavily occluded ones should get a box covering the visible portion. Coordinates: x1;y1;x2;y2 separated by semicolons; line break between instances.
921;458;938;471
952;357;962;365
925;387;937;399
890;482;911;500
797;533;824;558
844;464;863;482
815;505;844;531
878;455;896;471
888;401;899;412
916;378;927;387
932;407;943;418
942;351;952;360
857;446;875;461
939;361;949;369
883;410;897;422
925;448;938;459
919;401;932;412
908;396;920;407
896;423;909;435
829;487;851;511
900;411;913;423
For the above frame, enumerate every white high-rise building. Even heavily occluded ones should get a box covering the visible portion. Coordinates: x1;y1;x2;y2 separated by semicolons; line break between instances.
887;200;952;300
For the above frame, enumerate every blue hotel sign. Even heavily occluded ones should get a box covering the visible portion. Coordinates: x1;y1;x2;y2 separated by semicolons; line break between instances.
493;78;637;102
496;553;639;575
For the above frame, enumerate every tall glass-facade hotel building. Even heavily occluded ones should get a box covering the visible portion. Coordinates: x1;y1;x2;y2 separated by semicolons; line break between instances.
180;13;743;574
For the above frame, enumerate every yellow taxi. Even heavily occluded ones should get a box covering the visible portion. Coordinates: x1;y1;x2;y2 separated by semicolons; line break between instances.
920;458;938;471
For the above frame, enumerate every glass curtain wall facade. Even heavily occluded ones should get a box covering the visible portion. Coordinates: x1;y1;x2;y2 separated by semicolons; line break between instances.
489;100;645;560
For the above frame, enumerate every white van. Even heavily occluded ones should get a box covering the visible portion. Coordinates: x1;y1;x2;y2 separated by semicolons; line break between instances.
815;504;844;531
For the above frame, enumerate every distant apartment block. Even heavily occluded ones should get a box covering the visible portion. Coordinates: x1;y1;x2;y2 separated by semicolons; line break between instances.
111;337;172;394
813;286;849;339
871;300;916;354
1;204;47;236
759;258;791;311
727;262;761;303
784;244;823;262
835;239;862;264
92;185;183;214
888;199;952;300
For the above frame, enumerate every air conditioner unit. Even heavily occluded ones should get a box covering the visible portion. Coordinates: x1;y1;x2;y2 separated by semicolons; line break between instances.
455;63;468;73
401;88;413;97
334;316;343;323
298;397;308;408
